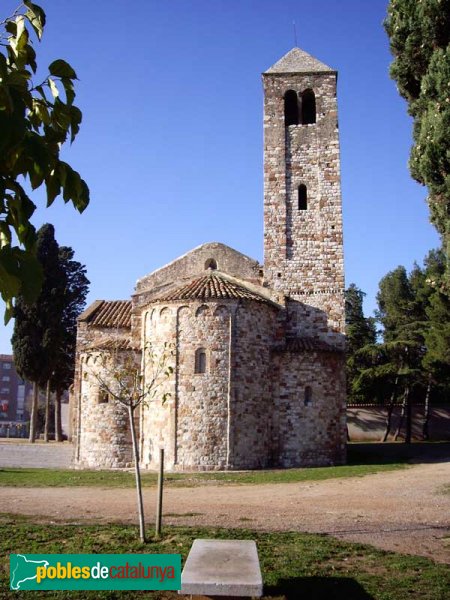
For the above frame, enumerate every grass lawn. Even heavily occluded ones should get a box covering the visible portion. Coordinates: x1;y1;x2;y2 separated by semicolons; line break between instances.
0;462;409;488
3;442;448;489
0;443;415;488
0;514;448;600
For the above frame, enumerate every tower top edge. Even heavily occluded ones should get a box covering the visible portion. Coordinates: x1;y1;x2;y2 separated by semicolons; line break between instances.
264;47;335;74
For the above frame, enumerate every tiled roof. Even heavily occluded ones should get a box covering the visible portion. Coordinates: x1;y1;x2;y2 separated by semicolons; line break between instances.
154;272;272;304
264;47;334;74
80;300;132;328
273;337;343;354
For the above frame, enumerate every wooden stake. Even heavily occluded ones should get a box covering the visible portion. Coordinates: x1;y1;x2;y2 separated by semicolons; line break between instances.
155;448;164;537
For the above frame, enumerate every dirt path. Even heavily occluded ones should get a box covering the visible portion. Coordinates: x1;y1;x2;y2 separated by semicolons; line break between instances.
2;461;450;563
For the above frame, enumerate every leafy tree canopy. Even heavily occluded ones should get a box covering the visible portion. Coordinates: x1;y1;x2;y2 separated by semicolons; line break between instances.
354;250;450;406
0;2;89;323
385;0;450;272
345;284;376;353
345;284;377;403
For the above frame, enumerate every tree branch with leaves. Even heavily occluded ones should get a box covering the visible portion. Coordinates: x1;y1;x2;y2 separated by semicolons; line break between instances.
87;342;174;543
0;1;89;322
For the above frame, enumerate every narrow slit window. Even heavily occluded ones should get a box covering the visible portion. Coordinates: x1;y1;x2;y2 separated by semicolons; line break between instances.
298;184;307;210
195;348;207;374
98;391;109;404
284;90;299;126
301;89;316;124
304;386;312;406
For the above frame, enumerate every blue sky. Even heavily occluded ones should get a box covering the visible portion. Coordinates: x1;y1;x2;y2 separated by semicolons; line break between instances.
1;0;440;352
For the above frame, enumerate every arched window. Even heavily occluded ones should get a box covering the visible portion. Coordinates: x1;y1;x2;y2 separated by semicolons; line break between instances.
304;386;312;406
298;184;307;210
205;258;217;270
301;89;316;124
195;348;207;374
284;90;299;126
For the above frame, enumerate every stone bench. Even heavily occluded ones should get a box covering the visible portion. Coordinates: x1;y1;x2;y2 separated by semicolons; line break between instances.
179;539;263;599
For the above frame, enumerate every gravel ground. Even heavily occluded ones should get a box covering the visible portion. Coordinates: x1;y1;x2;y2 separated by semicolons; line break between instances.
2;460;449;563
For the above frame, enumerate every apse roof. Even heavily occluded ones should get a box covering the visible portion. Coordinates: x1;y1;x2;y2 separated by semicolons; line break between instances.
152;271;274;305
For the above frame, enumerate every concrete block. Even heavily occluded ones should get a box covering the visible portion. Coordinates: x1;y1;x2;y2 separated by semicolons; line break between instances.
179;539;263;597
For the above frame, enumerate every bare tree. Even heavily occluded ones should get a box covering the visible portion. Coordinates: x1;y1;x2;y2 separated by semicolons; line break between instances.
88;341;173;543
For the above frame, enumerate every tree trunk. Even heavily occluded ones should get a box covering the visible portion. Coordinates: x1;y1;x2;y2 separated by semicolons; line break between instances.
394;386;408;441
422;375;432;441
382;375;399;442
55;389;63;442
29;382;38;443
404;385;412;444
44;380;51;442
128;404;146;543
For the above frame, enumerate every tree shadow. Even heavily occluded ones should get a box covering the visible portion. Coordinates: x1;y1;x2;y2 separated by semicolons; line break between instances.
347;442;450;465
265;576;375;599
348;411;386;433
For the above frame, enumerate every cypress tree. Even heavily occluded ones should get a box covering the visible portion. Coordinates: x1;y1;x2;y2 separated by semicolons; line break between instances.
51;246;89;440
12;224;64;441
385;0;450;272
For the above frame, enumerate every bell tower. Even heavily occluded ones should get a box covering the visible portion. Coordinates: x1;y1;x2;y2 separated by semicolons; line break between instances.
262;48;345;334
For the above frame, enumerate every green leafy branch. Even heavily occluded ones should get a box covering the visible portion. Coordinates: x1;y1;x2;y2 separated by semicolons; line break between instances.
0;1;89;322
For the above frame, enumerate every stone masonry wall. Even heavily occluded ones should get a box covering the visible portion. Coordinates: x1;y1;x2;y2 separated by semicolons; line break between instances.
272;349;346;467
141;298;279;471
140;305;177;469
141;300;232;471
76;351;133;468
175;302;231;470
263;71;345;335
230;302;277;468
72;322;133;467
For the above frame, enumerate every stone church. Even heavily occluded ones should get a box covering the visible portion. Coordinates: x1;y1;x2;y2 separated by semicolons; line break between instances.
72;47;346;471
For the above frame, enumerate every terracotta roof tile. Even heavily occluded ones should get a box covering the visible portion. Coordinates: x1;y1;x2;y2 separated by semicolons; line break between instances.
155;273;271;304
83;300;131;328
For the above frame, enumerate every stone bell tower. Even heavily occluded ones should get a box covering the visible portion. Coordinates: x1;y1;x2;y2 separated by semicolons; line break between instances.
262;47;345;335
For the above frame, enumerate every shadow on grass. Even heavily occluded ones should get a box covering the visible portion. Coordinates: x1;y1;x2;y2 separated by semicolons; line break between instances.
266;576;374;599
347;442;450;466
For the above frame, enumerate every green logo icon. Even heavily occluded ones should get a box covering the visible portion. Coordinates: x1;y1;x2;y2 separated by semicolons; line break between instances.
10;554;181;591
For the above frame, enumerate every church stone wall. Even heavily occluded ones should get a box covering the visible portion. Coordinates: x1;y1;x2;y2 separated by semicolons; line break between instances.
175;302;231;470
76;352;133;468
285;297;345;349
230;302;277;469
141;300;233;471
272;349;346;467
141;298;279;471
140;305;177;469
72;323;133;468
263;71;345;335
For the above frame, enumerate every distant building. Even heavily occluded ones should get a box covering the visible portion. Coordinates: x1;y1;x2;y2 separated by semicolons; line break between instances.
0;354;32;422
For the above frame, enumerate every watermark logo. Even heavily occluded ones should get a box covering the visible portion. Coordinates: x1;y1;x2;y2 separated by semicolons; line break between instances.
10;554;181;591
